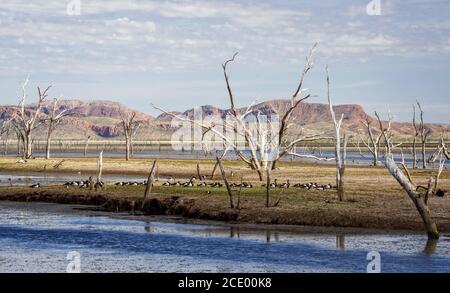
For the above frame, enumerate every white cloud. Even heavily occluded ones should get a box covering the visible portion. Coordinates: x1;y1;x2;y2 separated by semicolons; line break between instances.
0;0;449;76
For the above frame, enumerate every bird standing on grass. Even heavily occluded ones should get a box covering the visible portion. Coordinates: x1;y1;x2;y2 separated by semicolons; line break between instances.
30;183;41;188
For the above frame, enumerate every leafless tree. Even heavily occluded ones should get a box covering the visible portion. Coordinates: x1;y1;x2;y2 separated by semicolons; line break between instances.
415;101;431;169
120;111;140;161
97;151;103;183
1;120;9;155
43;98;69;159
358;116;382;166
83;133;91;157
428;137;450;163
12;76;52;159
326;66;349;201
375;111;444;240
154;44;331;181
412;104;420;169
10;123;24;156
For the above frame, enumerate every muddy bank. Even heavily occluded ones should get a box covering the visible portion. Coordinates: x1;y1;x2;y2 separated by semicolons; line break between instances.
1;187;450;233
0;189;240;222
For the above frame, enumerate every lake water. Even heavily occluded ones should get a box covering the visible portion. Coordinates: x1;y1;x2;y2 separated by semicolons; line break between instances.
0;202;449;273
3;148;449;169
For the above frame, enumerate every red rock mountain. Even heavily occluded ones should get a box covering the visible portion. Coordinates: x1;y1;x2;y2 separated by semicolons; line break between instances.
1;99;449;139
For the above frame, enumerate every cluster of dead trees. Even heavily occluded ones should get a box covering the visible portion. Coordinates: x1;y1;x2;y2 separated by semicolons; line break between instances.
153;44;449;241
0;76;142;161
357;101;448;239
155;44;350;204
3;76;57;159
358;100;442;170
372;111;448;240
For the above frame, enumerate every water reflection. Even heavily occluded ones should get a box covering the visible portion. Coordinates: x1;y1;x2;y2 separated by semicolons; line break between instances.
423;238;438;256
1;202;450;272
336;233;345;250
138;221;446;259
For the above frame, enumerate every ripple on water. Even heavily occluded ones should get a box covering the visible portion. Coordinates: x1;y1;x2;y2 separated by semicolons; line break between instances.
0;202;449;273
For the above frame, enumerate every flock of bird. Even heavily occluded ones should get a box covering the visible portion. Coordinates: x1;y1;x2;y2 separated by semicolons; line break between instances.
161;177;226;188
114;181;147;186
263;180;334;190
62;180;105;189
31;176;334;191
0;168;332;191
23;178;446;198
157;177;333;190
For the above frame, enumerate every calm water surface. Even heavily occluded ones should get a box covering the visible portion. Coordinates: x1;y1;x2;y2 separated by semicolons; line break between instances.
0;202;449;273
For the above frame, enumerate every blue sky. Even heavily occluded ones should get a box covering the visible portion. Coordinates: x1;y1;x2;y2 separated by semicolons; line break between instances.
0;0;449;123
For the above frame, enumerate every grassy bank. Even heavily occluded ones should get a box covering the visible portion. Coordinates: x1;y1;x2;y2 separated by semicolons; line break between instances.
0;156;449;232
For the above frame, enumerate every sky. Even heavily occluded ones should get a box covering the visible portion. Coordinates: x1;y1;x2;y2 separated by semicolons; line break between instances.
0;0;449;123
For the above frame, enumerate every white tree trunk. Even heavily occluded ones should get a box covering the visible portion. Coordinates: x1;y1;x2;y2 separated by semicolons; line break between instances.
385;156;439;239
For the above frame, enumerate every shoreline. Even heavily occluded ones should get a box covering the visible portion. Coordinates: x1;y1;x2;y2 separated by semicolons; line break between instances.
1;156;449;234
0;200;427;236
1;186;449;233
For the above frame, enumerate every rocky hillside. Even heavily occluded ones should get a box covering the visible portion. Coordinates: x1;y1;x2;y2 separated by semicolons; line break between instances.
1;99;449;140
157;100;449;139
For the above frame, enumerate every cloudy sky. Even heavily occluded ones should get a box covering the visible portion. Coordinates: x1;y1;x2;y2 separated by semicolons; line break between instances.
0;0;449;122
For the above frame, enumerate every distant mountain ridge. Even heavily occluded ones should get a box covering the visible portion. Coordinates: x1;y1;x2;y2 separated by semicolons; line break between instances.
0;99;449;140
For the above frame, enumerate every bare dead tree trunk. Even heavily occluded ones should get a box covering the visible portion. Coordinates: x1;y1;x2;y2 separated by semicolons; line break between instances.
142;159;157;209
336;135;349;201
45;124;52;160
130;138;134;157
15;131;22;156
412;137;417;169
120;111;139;161
237;177;243;210
265;167;270;208
412;104;419;169
210;161;218;179
44;98;68;160
197;163;201;180
97;151;103;183
1;124;11;156
385;156;439;239
24;130;32;159
326;66;348;201
216;156;234;209
416;101;430;169
84;135;91;157
125;135;131;161
375;112;440;240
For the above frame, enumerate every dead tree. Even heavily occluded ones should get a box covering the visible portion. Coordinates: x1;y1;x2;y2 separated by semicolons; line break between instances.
428;137;450;172
84;134;91;157
97;151;103;183
412;104;419;169
415;101;430;169
216;155;234;208
0;120;12;155
13;76;52;159
326;66;349;201
11;123;24;156
154;44;331;181
359;116;382;166
43;98;68;159
142;159;158;209
120;111;140;161
375;112;443;240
